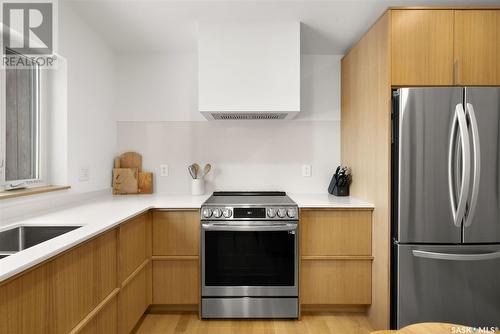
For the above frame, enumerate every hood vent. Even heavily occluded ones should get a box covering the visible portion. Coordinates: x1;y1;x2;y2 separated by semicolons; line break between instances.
211;113;288;120
198;22;300;121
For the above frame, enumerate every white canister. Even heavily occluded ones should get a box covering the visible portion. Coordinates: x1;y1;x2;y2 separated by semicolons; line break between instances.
191;179;205;195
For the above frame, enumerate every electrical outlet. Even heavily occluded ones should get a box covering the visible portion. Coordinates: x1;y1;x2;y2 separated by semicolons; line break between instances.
79;166;90;182
160;164;169;177
302;164;312;177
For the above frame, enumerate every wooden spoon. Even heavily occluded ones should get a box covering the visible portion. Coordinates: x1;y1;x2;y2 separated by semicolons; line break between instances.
192;163;200;179
203;164;212;178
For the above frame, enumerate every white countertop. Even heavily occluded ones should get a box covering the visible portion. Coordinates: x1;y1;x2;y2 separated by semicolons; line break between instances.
0;193;373;282
290;193;374;209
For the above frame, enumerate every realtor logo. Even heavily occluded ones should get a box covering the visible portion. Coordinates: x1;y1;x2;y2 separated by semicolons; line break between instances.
3;2;52;54
1;0;57;68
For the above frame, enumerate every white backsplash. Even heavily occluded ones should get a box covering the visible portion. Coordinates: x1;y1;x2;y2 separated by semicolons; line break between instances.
117;120;340;194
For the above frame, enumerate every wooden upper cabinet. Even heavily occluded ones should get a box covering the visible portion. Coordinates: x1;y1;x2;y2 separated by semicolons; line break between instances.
391;9;454;86
498;11;500;84
454;10;499;86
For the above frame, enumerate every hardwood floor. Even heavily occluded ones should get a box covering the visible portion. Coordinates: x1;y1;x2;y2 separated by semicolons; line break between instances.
134;312;374;334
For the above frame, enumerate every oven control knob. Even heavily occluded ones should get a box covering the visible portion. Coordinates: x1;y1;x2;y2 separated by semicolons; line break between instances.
202;208;213;218
277;208;287;218
213;208;223;218
267;208;276;218
223;208;233;218
287;208;297;218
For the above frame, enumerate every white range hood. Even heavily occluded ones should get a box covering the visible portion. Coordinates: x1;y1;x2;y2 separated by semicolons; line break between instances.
198;21;300;120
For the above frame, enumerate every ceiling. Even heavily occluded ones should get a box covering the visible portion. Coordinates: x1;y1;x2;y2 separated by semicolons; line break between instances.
69;0;499;55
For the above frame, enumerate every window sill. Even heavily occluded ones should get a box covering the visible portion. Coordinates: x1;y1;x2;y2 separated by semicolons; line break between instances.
0;185;71;200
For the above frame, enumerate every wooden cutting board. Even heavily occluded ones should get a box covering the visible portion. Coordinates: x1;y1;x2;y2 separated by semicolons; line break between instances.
138;172;153;194
120;152;142;172
112;168;138;194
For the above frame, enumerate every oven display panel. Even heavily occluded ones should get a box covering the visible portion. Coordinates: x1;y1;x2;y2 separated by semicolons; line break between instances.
233;207;266;219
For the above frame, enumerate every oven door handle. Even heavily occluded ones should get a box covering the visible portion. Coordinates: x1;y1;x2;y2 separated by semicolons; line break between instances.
201;223;297;232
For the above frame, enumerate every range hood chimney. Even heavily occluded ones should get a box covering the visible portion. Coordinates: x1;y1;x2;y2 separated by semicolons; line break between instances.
198;21;301;120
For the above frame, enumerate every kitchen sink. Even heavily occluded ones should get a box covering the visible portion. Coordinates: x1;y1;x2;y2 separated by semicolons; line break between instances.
0;225;82;259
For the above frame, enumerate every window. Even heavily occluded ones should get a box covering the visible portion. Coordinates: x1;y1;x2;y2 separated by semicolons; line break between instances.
1;48;42;189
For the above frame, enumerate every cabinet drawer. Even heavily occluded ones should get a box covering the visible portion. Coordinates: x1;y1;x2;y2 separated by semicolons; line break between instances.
119;213;147;282
300;259;371;305
152;210;199;256
0;264;49;334
0;229;117;334
118;265;148;334
300;209;372;256
152;259;199;305
78;295;117;334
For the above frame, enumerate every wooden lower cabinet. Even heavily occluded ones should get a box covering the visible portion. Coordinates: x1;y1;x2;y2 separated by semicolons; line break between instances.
117;212;151;334
49;239;100;333
152;210;199;256
152;259;199;305
118;265;149;334
118;213;148;282
300;209;373;309
78;295;118;334
0;263;49;333
301;259;372;305
0;207;374;333
301;209;372;256
151;210;200;310
0;229;117;334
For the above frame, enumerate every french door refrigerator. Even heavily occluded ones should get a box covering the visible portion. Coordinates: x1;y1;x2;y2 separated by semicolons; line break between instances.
392;87;500;329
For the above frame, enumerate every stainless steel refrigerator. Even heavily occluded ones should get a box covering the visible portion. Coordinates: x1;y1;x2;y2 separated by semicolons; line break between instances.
391;87;500;329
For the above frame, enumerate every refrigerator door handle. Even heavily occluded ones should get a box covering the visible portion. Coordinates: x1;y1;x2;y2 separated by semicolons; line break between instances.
412;249;500;261
448;103;471;227
464;103;481;227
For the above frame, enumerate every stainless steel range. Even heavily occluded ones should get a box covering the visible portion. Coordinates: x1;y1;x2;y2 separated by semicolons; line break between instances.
200;191;299;319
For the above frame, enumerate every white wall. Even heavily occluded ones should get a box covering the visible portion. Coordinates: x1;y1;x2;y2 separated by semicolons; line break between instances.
116;54;340;122
0;3;117;223
59;2;117;193
118;120;339;194
116;54;341;194
116;53;200;121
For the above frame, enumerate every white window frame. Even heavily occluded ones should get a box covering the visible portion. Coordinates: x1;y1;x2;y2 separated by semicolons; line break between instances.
0;51;46;191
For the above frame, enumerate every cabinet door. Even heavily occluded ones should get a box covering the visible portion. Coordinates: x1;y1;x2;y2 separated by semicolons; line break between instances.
118;213;147;283
118;266;148;334
301;260;371;305
454;10;499;85
300;209;372;256
152;210;199;256
78;296;118;334
152;259;199;305
0;265;49;334
391;10;454;86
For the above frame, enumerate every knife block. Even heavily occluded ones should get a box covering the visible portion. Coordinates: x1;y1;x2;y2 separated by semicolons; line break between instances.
332;184;349;196
328;174;350;196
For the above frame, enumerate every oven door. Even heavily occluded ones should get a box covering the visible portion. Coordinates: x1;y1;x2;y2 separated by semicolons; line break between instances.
201;222;298;297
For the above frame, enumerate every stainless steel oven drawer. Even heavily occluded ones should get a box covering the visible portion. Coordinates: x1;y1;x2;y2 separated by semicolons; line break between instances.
201;297;298;319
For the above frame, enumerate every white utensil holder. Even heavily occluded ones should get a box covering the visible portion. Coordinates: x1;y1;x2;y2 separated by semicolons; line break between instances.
191;179;205;195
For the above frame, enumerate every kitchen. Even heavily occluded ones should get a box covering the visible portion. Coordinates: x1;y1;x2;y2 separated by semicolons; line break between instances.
0;1;500;333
